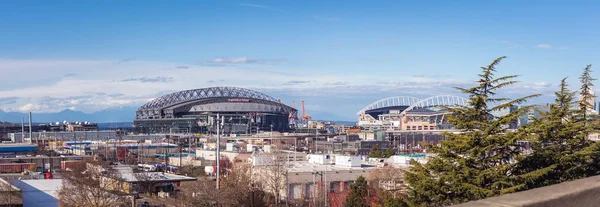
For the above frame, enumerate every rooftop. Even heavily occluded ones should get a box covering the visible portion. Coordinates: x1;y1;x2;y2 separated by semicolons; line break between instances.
11;179;62;199
284;161;377;173
116;172;198;183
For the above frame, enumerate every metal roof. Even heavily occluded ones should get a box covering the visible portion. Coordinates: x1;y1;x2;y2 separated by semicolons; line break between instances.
139;87;277;110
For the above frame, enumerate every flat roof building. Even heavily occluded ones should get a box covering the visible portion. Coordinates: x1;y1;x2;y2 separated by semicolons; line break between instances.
11;179;62;207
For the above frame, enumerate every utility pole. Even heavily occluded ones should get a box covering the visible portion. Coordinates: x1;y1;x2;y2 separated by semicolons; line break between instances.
314;128;318;154
179;145;182;167
312;171;327;207
216;113;221;189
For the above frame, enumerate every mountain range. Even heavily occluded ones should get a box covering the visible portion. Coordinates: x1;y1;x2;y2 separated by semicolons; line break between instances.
0;106;138;123
0;107;354;123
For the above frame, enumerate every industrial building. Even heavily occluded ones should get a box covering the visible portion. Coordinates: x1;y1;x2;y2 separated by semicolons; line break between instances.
250;154;376;202
0;143;37;157
0;121;99;140
134;87;298;134
9;131;117;143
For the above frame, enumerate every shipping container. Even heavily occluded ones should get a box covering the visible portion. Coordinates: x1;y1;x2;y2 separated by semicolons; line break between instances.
60;160;85;170
0;163;35;173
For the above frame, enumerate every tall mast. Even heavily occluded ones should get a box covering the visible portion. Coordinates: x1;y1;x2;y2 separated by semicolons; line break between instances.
28;112;33;145
21;118;24;143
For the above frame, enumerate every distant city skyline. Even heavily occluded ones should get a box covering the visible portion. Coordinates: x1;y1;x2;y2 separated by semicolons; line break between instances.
1;0;599;120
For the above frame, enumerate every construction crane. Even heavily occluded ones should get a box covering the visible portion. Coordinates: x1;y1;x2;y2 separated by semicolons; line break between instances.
301;101;312;120
288;101;298;126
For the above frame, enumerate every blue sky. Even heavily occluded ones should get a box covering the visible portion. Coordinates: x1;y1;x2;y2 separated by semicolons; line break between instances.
0;0;599;120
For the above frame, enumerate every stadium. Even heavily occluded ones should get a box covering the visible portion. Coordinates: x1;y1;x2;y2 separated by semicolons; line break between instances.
357;95;469;131
134;87;297;134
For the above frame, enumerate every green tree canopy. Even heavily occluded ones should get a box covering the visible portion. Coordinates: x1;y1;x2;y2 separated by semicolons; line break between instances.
404;56;539;206
369;145;384;158
345;176;369;207
514;78;590;188
579;64;596;121
384;147;395;158
383;196;409;207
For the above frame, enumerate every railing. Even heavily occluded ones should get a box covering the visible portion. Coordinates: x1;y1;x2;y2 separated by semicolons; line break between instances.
452;175;600;207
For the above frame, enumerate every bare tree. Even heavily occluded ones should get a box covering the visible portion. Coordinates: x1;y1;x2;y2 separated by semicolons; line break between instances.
170;163;267;207
254;152;288;205
367;166;405;197
58;161;129;207
174;178;231;207
0;177;21;207
222;163;267;206
133;171;161;196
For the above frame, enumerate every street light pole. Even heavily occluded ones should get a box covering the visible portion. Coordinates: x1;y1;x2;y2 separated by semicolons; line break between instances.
216;113;221;189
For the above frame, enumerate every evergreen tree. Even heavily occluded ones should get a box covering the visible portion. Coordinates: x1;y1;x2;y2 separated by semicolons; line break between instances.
369;145;384;158
404;56;539;206
515;78;591;189
579;64;596;122
345;176;369;207
383;196;409;207
384;147;395;158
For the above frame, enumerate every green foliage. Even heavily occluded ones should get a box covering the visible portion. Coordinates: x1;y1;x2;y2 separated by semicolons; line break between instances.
369;145;384;158
516;75;600;191
579;64;596;121
404;56;540;206
383;196;409;207
384;147;395;158
515;79;586;187
345;176;369;207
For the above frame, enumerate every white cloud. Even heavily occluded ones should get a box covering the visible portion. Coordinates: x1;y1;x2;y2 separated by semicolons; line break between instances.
18;103;49;112
0;58;566;115
239;3;270;9
208;57;283;64
536;44;552;49
238;3;284;12
119;76;174;83
0;59;290;112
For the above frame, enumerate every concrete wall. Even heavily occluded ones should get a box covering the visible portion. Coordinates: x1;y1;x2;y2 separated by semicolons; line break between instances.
453;175;600;207
169;156;203;167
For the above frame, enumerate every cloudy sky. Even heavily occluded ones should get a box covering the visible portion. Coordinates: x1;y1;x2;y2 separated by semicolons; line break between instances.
1;0;599;120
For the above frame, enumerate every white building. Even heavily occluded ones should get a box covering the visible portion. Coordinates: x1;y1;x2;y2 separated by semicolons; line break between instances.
334;155;361;167
387;154;428;167
307;154;331;165
195;149;241;162
249;151;306;166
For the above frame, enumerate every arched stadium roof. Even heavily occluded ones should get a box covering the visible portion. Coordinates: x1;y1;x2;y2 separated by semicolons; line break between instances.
357;96;421;115
139;86;278;110
358;95;469;115
400;95;469;114
136;87;297;120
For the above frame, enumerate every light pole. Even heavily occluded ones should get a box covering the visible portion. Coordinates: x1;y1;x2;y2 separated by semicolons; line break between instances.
216;113;221;189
